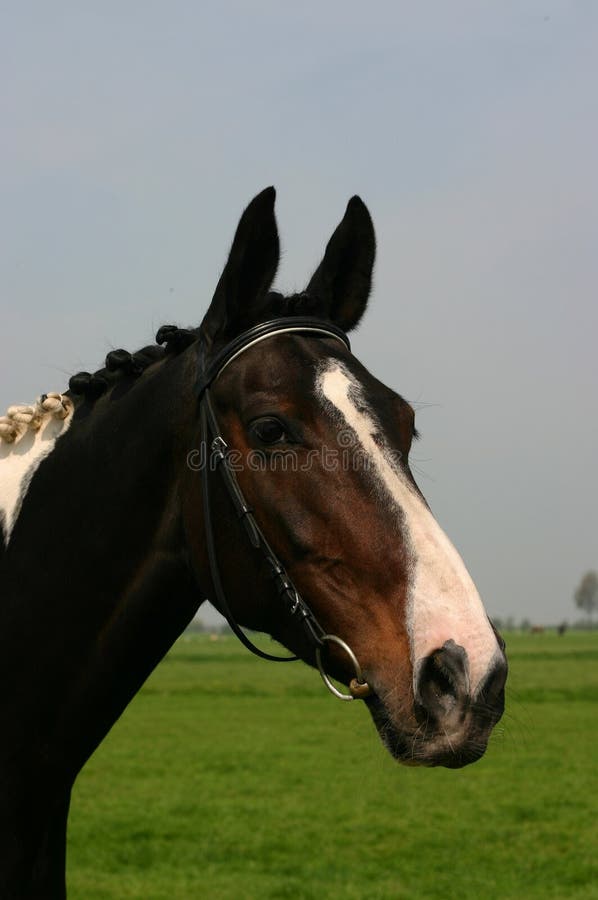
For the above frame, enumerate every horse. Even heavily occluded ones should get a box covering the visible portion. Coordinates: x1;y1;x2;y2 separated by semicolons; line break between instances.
0;188;507;898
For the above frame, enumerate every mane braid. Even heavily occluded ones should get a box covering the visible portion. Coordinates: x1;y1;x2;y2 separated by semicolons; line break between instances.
67;325;198;403
0;324;198;441
0;393;73;443
267;290;322;318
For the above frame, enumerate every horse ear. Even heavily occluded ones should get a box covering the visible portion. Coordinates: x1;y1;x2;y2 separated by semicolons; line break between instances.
201;187;280;343
306;196;376;331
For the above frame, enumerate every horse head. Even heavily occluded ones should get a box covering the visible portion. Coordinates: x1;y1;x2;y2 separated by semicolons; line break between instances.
182;188;507;768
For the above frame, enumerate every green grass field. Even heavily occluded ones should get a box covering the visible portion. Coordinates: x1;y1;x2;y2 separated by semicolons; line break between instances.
68;631;598;899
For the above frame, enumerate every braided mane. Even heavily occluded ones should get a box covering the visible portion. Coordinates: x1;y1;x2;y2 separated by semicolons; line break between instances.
66;325;198;403
63;291;317;403
0;293;318;445
0;325;198;445
0;394;73;444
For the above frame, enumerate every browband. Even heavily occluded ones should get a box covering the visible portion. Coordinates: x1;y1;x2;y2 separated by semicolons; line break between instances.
197;317;350;396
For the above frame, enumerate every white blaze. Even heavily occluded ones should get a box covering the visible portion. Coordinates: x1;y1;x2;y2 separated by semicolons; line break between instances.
0;408;73;545
317;362;499;695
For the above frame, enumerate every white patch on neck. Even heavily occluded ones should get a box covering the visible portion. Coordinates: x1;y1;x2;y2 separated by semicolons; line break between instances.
316;361;499;695
0;404;74;546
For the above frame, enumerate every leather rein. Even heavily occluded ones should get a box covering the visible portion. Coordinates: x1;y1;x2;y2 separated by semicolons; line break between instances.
196;317;371;701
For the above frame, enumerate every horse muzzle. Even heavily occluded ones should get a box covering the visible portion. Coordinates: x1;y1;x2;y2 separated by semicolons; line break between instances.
368;640;508;768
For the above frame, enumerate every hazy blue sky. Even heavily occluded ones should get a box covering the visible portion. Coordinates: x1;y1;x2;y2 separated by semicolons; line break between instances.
2;2;596;624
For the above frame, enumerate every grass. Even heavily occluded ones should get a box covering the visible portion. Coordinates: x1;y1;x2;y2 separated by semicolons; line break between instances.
68;631;598;899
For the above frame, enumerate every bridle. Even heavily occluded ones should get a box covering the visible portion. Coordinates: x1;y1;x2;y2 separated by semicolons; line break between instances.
196;317;372;701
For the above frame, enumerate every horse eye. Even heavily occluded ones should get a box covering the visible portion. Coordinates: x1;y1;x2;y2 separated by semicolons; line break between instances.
251;417;287;445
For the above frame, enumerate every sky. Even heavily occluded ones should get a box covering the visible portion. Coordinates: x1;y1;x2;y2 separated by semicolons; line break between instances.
1;2;597;625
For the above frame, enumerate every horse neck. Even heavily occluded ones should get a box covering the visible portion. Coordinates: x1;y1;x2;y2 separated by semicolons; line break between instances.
0;351;203;775
9;351;195;575
0;352;207;896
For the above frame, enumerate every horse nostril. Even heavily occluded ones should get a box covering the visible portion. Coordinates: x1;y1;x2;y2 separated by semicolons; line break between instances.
475;654;508;705
414;639;470;724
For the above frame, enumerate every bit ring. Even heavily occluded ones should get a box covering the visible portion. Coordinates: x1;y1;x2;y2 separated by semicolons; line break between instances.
315;634;371;701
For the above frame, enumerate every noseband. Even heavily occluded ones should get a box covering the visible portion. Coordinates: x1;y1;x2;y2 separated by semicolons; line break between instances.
197;317;371;701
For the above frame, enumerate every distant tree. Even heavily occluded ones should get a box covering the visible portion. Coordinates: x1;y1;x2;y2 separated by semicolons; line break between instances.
574;571;598;627
520;618;531;632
